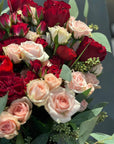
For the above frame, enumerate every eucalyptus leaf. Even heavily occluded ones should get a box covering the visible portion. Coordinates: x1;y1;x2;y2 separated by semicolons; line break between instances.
0;0;4;14
78;117;98;144
60;64;72;82
92;32;111;52
71;107;103;125
0;93;8;114
69;0;79;19
16;133;24;144
90;133;114;144
31;133;50;144
84;0;89;18
1;7;10;15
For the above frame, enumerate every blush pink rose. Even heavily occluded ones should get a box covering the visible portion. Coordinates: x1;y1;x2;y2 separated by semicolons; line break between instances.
27;79;49;107
67;71;87;93
44;73;62;90
0;112;20;139
84;72;100;87
45;87;81;123
7;97;32;124
3;44;22;64
90;63;103;76
20;41;49;63
66;16;92;39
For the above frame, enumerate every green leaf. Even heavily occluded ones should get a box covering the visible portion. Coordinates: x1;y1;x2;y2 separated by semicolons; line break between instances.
84;0;89;18
83;88;91;96
78;117;98;144
94;102;109;108
0;93;8;114
71;107;103;125
92;32;111;52
60;64;72;82
90;133;114;144
1;7;10;15
69;0;79;19
16;133;24;144
31;133;50;144
0;0;4;14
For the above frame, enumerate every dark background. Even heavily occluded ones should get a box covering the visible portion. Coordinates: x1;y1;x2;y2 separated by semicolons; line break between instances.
2;0;114;134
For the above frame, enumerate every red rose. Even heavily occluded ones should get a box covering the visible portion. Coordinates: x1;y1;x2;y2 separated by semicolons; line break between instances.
11;23;29;36
42;65;61;78
56;45;77;61
22;4;32;17
0;13;11;29
0;55;13;75
24;70;37;85
35;37;48;48
30;60;42;73
7;0;39;12
0;74;25;105
50;56;64;66
44;0;71;27
76;36;107;61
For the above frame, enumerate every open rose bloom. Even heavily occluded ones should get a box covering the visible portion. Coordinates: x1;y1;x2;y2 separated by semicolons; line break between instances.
0;0;109;143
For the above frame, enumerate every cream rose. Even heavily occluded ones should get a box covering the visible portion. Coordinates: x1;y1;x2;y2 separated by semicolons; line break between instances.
0;112;20;139
67;71;87;93
7;97;32;124
27;79;49;107
66;16;92;39
48;26;71;44
25;30;39;41
90;63;103;76
20;41;49;63
44;73;62;90
3;44;21;64
45;87;81;123
85;72;100;87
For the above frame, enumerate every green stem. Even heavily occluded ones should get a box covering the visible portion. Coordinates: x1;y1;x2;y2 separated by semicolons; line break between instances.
70;40;91;68
53;43;59;55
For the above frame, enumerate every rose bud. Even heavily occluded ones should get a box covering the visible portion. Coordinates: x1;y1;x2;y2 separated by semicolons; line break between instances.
22;4;32;18
30;60;42;73
27;79;49;107
48;26;71;44
44;0;71;27
7;97;32;124
37;21;47;35
10;13;22;24
25;30;39;41
90;63;103;76
80;100;88;112
0;112;20;139
56;45;77;61
45;87;81;123
11;22;29;36
0;13;11;29
76;36;107;61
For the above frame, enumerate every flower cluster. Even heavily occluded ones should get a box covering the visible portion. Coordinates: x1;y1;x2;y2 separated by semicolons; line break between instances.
0;0;108;142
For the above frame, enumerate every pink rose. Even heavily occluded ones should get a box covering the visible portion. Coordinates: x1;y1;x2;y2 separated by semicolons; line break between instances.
85;72;100;87
45;87;81;123
3;44;21;64
67;71;87;93
66;16;92;39
44;73;62;90
7;97;32;124
27;79;49;107
0;112;20;139
20;41;49;63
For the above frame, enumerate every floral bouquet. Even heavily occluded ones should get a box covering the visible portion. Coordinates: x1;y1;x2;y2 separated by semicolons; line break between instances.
0;0;113;144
